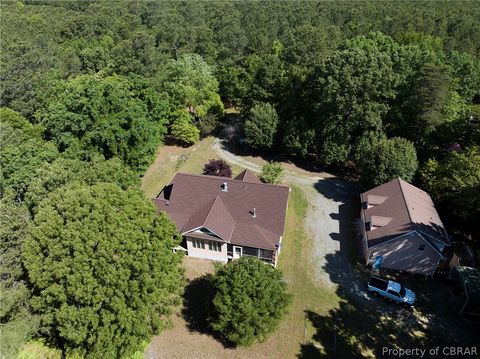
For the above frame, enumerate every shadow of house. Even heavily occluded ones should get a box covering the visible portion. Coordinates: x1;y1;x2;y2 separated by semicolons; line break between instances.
315;178;361;261
298;250;479;359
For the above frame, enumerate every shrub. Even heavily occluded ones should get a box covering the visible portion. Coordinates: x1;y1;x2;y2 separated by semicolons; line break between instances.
260;161;284;184
203;159;232;177
209;257;291;346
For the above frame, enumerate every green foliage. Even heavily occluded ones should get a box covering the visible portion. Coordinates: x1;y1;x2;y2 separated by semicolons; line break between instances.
22;183;184;359
209;256;291;346
355;132;418;188
420;147;480;222
245;102;278;149
170;110;200;145
0;138;59;199
408;63;453;147
25;156;139;212
0;108;42;150
38;74;168;171
309;44;398;164
260;161;284;184
162;54;223;118
0;197;40;359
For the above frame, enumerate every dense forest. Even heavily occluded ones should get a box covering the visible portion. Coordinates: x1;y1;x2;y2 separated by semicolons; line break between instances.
1;1;479;358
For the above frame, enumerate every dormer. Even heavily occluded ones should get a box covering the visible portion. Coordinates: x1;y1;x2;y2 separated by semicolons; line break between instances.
365;195;388;209
369;215;392;230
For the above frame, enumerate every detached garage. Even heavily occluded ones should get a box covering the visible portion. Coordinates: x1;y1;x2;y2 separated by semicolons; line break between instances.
359;178;450;276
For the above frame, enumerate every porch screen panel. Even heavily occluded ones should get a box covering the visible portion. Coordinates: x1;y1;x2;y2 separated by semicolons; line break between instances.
260;249;273;259
243;246;259;257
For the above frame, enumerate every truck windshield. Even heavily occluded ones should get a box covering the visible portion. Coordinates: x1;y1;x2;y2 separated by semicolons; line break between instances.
399;286;406;297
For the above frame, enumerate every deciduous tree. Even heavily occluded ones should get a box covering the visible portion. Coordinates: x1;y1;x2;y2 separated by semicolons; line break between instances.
420;146;480;223
38;74;168;171
244;102;278;149
355;132;418;188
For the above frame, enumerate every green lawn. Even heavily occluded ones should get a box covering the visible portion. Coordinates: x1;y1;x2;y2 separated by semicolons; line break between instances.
141;137;242;198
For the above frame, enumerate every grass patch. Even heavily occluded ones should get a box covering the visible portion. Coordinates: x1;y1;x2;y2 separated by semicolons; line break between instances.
141;137;242;198
18;341;61;359
274;186;340;357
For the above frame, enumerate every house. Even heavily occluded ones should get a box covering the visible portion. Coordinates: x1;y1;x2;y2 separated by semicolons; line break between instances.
360;178;449;276
153;169;289;266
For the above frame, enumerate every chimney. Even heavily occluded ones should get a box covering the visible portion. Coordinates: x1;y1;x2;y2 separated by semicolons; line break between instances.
222;182;228;192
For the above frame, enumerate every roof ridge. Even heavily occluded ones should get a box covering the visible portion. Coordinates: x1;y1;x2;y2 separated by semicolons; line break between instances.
254;224;277;247
174;172;290;189
397;178;414;225
204;196;221;223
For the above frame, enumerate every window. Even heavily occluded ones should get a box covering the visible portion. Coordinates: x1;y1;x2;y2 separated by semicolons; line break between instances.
418;244;426;251
193;239;205;249
209;241;221;252
387;290;399;297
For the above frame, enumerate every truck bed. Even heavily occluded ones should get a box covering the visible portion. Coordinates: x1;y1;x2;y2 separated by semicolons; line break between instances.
368;276;388;291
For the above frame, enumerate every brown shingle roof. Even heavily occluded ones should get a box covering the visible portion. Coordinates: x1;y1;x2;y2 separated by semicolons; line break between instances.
361;178;448;247
234;169;261;183
154;172;289;250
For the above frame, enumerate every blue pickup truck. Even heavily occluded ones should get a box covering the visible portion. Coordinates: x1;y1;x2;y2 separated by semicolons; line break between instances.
368;275;416;305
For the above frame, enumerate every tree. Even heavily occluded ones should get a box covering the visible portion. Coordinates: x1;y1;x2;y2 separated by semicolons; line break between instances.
420;146;480;223
244;102;278;149
25;156;139;212
354;132;418;188
22;183;184;358
260;161;284;184
38;74;169;171
170;110;200;145
209;256;291;346
0;138;59;199
161;53;223;118
308;45;398;164
407;63;453;148
203;159;232;177
0;108;42;150
0;195;40;358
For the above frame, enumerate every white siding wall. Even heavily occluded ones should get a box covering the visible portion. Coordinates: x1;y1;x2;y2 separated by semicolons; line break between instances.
186;236;227;262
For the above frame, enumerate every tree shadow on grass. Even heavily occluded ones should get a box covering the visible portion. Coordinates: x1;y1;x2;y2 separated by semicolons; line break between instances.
298;250;479;359
181;274;235;348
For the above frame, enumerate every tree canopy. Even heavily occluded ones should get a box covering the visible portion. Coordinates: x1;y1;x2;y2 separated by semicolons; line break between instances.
355;132;418;188
38;74;169;171
420;146;480;223
209;256;291;346
161;54;223;119
22;183;183;358
244;102;278;149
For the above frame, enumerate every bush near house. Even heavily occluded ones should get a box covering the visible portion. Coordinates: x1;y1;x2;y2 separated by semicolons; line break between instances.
209;256;292;347
203;159;232;177
260;161;284;184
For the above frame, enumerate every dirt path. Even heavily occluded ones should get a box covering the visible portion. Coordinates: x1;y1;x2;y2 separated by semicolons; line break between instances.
213;138;356;288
